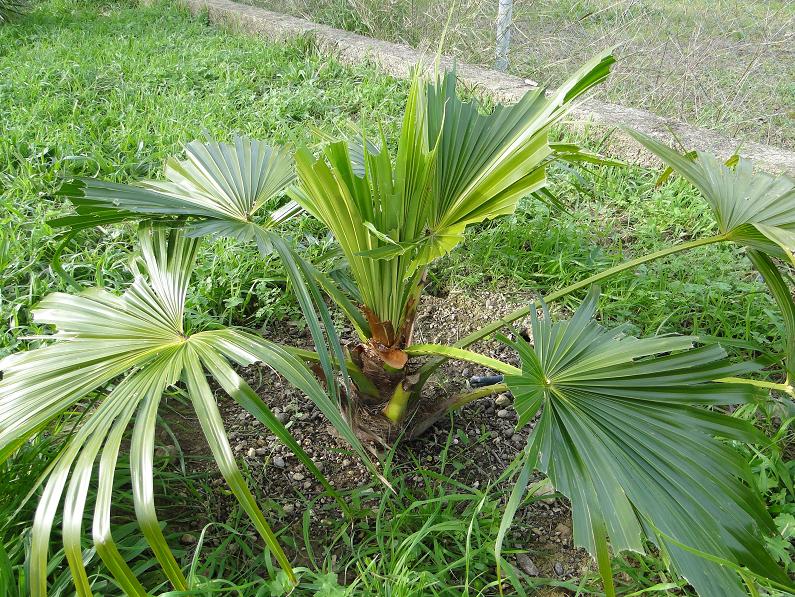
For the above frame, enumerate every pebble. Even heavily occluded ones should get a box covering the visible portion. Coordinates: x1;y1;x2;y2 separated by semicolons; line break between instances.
292;472;305;481
273;456;286;468
247;447;256;458
255;447;268;456
495;394;511;406
275;412;290;424
554;562;564;576
180;533;197;545
283;503;295;515
516;554;539;576
496;409;510;419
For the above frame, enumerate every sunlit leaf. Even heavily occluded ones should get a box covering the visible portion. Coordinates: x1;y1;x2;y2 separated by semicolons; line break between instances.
0;225;355;594
292;53;615;333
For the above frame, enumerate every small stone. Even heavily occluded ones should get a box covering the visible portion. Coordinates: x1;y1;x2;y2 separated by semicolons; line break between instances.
502;427;514;438
275;412;290;424
495;393;511;406
342;459;351;467
516;554;539;576
292;472;305;481
555;522;571;538
283;503;295;515
154;444;176;462
497;409;510;419
553;562;564;576
247;447;256;458
255;447;268;456
180;533;197;545
303;480;312;489
273;456;286;468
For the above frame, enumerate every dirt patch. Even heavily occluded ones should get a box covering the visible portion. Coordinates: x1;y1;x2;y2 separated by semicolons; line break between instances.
163;289;595;589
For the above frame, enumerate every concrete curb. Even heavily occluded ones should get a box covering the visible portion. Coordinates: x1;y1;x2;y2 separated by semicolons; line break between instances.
172;0;795;174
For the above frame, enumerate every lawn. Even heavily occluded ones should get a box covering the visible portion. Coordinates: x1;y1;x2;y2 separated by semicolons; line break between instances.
0;0;793;595
251;0;795;149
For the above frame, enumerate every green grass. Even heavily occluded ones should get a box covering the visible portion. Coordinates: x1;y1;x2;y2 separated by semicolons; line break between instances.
0;0;792;595
249;0;795;149
0;0;405;357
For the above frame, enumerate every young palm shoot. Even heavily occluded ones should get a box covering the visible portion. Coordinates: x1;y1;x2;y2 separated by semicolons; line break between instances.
291;51;616;434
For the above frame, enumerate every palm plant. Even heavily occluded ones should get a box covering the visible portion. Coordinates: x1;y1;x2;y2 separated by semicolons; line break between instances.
289;53;617;430
2;54;794;596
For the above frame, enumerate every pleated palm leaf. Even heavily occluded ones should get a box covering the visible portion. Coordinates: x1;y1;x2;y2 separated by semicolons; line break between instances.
628;130;795;262
291;52;615;422
56;135;301;253
0;225;370;595
629;130;795;384
499;288;792;596
57;134;350;427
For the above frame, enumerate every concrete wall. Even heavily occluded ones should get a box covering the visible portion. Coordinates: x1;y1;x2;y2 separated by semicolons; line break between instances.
160;0;795;175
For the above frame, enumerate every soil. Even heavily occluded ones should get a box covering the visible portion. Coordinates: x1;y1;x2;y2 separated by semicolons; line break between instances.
161;288;595;592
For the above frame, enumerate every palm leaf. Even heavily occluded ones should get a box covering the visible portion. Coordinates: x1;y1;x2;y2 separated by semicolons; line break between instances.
500;288;791;596
55;134;349;405
627;129;795;263
631;130;795;387
0;225;360;594
54;134;300;243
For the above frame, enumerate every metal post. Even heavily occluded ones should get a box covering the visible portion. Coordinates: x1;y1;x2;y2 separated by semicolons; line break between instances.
495;0;513;71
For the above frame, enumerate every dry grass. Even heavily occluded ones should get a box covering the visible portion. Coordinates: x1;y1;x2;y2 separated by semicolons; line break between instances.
249;0;795;149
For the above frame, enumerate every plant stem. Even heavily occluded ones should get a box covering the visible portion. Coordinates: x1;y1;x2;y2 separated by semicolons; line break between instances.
717;376;795;396
407;383;510;438
414;233;729;388
448;383;509;410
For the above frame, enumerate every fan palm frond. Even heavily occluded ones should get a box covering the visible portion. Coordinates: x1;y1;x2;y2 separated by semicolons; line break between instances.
628;130;795;263
292;52;615;335
499;288;791;596
0;225;369;595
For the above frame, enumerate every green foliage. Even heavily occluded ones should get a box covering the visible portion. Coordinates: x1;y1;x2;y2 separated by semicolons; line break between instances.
0;0;405;358
1;2;793;597
0;0;26;22
291;54;614;334
628;130;795;263
501;289;789;596
0;225;369;593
